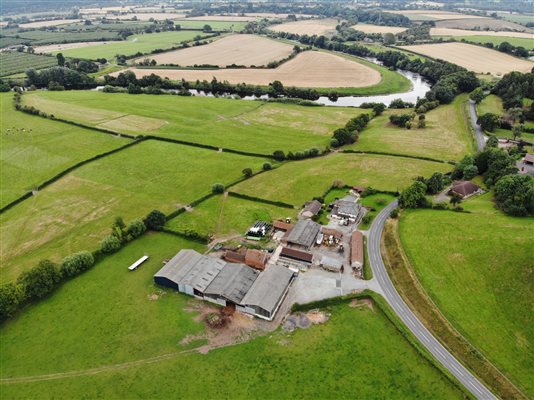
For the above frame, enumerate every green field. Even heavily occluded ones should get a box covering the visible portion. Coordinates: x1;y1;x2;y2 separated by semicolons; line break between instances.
399;193;534;396
50;30;209;60
0;52;57;76
349;94;472;160
173;19;247;31
0;232;463;399
0;140;267;283
359;193;397;229
166;194;298;238
233;153;452;205
22;91;362;154
496;11;534;26
0;93;130;207
436;36;534;50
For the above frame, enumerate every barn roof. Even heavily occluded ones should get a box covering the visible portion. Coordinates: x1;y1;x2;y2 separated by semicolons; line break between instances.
205;263;259;304
351;230;364;266
280;247;314;263
285;219;320;248
242;265;294;313
154;250;225;292
301;200;322;216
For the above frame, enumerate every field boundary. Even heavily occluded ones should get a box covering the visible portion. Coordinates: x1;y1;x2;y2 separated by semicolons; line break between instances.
342;149;456;165
383;217;528;399
0;138;144;215
226;191;297;209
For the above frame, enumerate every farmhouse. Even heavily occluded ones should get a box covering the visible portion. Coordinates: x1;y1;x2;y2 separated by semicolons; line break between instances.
449;181;482;199
154;250;294;320
332;195;365;223
300;200;322;219
351;231;364;269
240;265;295;320
283;219;321;250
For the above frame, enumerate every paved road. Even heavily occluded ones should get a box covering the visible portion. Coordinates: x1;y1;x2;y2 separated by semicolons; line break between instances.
368;200;497;399
468;99;487;151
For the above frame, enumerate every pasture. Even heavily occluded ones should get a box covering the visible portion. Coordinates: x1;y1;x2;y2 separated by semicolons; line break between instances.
0;140;267;282
389;10;487;21
125;50;382;88
105;12;186;21
0;92;130;207
173;19;247;31
233;153;452;205
0;52;57;77
50;30;208;60
34;41;121;54
269;18;339;36
142;34;294;67
401;42;533;74
496;11;534;26
19;18;82;28
430;28;534;49
399;193;534;397
351;23;407;34
165;194;298;238
0;281;464;399
22;90;362;154
435;18;530;32
348;94;473;160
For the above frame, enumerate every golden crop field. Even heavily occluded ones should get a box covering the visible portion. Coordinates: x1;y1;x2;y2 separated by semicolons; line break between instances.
269;19;339;35
19;19;82;28
402;42;533;75
142;35;294;67
430;28;534;39
122;50;381;88
351;23;407;34
435;18;531;31
34;41;120;54
106;13;187;20
389;10;487;20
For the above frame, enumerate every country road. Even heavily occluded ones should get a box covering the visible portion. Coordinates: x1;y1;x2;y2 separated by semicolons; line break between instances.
367;200;497;400
468;99;487;151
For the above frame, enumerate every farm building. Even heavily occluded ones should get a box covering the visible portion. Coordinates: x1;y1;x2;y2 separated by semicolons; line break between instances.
283;219;321;250
300;200;322;219
331;195;365;223
240;265;295;320
154;250;294;320
351;231;364;269
273;220;294;232
279;247;314;268
518;154;534;176
523;154;534;166
245;249;270;270
154;250;225;297
449;181;482;199
320;255;343;272
224;250;246;264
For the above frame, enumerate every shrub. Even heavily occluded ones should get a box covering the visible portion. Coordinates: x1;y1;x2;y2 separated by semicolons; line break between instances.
127;219;146;239
144;209;167;230
17;260;61;301
0;283;25;321
60;251;95;278
242;168;253;178
262;162;272;171
389;113;412;127
212;183;225;194
390;207;399;218
273;150;285;161
101;235;122;254
332;179;345;188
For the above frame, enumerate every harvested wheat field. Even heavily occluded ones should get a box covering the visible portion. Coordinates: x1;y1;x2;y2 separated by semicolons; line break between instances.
142;35;293;67
351;23;407;34
185;15;260;22
19;19;82;28
121;51;381;88
430;28;534;39
269;19;339;36
34;41;120;53
107;13;186;21
389;10;487;20
402;42;533;75
435;18;530;32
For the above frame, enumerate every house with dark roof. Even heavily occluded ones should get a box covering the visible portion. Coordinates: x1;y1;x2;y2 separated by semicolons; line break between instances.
449;181;482;199
300;200;322;219
283;219;321;250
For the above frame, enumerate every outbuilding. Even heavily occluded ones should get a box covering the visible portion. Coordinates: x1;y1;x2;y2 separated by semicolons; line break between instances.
204;263;259;306
300;200;322;219
320;255;343;272
350;231;364;269
283;219;321;250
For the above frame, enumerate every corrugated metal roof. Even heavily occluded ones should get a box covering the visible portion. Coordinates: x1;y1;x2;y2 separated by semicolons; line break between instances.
280;247;313;263
154;250;225;292
242;265;294;313
351;231;364;266
285;220;320;248
205;263;259;304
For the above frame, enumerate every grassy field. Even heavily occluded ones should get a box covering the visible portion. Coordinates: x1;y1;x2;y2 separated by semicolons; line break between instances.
233;153;452;206
436;35;534;49
0;233;206;377
0;290;464;399
348;95;473;161
165;194;298;238
22;91;362;153
0;93;130;207
359;193;397;230
0;52;57;76
173;19;247;31
50;30;209;60
496;11;534;26
399;193;534;396
0;140;267;282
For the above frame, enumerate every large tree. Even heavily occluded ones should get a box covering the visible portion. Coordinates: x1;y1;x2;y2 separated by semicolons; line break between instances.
494;174;534;216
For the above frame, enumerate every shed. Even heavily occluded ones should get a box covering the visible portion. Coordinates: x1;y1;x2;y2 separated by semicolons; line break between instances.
351;230;364;269
245;249;269;270
300;200;322;219
224;250;245;264
284;219;321;249
273;220;294;232
320;255;342;272
241;265;295;320
523;154;534;166
279;247;314;264
204;263;259;306
450;181;482;199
